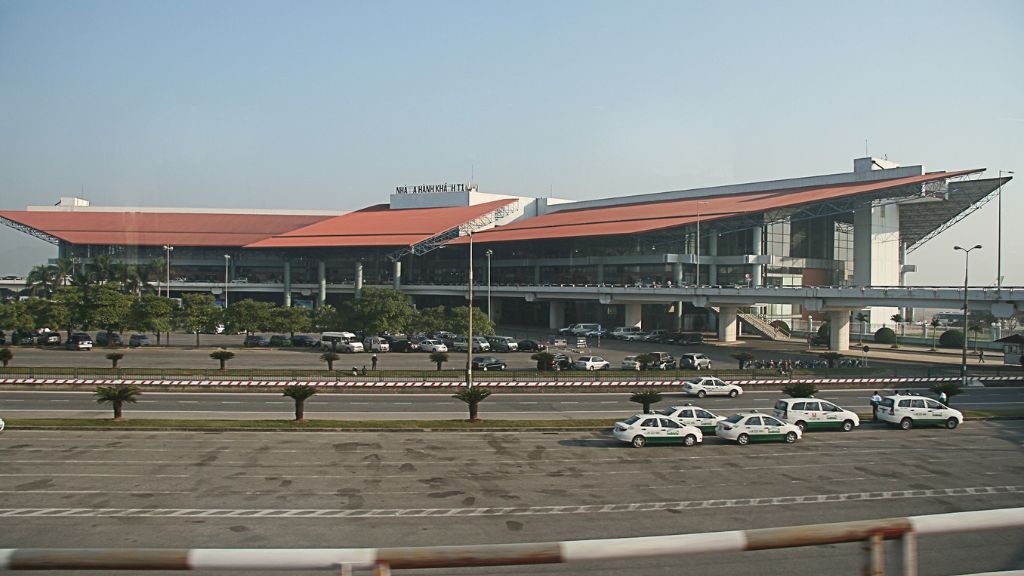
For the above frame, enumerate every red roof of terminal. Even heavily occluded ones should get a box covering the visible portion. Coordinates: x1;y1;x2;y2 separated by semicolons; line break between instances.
246;199;516;248
453;170;982;244
0;211;331;247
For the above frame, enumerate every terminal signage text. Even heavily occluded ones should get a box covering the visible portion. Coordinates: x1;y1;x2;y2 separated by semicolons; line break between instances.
395;183;476;194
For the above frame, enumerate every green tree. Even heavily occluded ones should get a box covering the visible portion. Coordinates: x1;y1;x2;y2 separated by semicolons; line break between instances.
282;385;317;422
414;305;449;335
344;288;417;336
0;300;35;333
50;286;85;336
730;352;754;370
87;254;115;285
0;347;13;367
782;382;819;398
446;306;495;336
26;264;60;297
929;318;941;350
223;299;274;335
106;352;124;369
531;351;554;370
129;295;177;345
854;312;870;344
635;353;656;371
968;322;983;351
270;306;312;337
210;349;235;369
890;314;904;348
629;389;663;414
818;352;843;368
178;293;222;346
874;326;896;345
939;329;965;348
89;284;133;337
94;384;141;420
320;351;340;371
453;386;492;421
430;351;449;371
930;382;963;406
311;304;338;332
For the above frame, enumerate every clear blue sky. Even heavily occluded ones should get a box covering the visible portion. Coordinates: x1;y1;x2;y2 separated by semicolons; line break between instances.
1;0;1021;285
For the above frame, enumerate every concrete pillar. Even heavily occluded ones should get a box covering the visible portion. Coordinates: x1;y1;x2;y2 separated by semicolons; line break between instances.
354;262;363;300
317;261;326;307
392;260;401;290
283;261;291;307
718;306;739;343
673;262;684;330
596;263;604;284
533;265;541;285
828;309;852;351
751;225;763;287
549;301;565;329
625;303;642;329
707;233;718;285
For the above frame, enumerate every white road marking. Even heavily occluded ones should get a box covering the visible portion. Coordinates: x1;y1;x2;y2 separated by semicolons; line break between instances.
220;401;242;404
1;486;1017;518
0;473;188;478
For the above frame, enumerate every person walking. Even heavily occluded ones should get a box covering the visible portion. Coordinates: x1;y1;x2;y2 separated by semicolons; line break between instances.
371;353;378;370
978;350;985;363
870;391;882;422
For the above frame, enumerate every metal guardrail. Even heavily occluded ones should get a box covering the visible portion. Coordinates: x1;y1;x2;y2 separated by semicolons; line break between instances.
2;508;1021;574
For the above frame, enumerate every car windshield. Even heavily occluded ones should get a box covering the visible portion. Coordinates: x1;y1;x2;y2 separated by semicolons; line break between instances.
657;408;675;416
623;415;641;425
724;415;744;424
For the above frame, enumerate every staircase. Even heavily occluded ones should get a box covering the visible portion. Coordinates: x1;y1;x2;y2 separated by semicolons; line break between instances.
737;310;789;341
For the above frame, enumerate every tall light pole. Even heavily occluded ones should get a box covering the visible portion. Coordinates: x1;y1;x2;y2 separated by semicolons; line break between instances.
466;232;474;388
163;245;174;298
223;254;231;308
954;244;982;387
485;249;493;323
695;201;708;286
997;170;1013;290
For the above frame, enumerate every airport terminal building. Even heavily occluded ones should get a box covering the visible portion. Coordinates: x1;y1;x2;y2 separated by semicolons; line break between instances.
0;157;1010;341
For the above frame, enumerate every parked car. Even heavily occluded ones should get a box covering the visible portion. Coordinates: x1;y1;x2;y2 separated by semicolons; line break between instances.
677;333;705;345
646;351;677;370
609;326;641;340
128;334;152;347
516;339;546;352
773;398;860;432
716;413;802;445
244;335;270;347
418;339;448;353
485;335;518;352
363;336;390;352
612;414;703;448
320;332;363;353
65;332;93;351
11;330;36;345
538;352;573;371
560;323;601;336
290;335;319;347
643;329;668;342
471;356;507;371
621;355;641;370
0;416;4;432
679;352;712;370
453;336;490;352
574;355;611;370
36;330;61;345
269;335;292;347
875;394;963;430
94;332;123;346
388;339;416;353
658;405;726;434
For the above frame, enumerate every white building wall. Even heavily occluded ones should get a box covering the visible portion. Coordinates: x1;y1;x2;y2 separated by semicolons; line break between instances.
853;201;901;327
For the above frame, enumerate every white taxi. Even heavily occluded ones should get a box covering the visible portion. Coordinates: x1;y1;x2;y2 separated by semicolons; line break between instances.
715;412;802;445
773;398;860;432
612;414;703;448
657;404;726;434
682;377;743;398
876;394;963;430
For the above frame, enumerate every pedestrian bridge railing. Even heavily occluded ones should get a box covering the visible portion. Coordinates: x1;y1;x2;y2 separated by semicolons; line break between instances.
2;507;1021;575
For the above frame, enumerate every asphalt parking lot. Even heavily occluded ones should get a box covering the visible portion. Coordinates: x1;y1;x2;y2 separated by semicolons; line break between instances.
2;423;1022;575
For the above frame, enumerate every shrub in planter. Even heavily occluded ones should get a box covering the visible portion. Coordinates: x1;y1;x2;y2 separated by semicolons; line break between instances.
874;327;896;345
770;320;791;336
938;329;965;349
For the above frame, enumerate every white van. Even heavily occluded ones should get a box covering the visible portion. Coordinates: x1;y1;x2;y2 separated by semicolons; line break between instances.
363;336;390;352
876;394;963;430
773;398;860;432
610;326;642;340
320;332;363;353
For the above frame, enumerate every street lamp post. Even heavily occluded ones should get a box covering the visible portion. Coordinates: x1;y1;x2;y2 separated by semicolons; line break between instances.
954;244;982;387
997;170;1014;290
223;255;231;308
467;232;474;388
163;245;174;298
485;249;493;323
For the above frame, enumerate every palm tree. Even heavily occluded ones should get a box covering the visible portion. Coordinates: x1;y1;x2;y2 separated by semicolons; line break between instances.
730;352;754;370
282;385;317;422
105;352;124;369
453;386;492;421
430;351;449;371
94;384;141;420
320;351;340;371
88;254;115;284
0;347;13;367
968;322;983;351
890;314;904;348
629;389;662;414
26;264;59;297
210;349;235;369
929;318;941;350
855;312;869;344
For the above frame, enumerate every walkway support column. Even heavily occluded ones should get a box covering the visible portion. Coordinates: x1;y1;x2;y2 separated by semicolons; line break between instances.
708;233;718;285
354;262;363;300
828;309;852;351
392;260;401;290
751;225;763;287
549;301;565;330
596;263;604;284
673;262;683;331
718;306;739;343
283;261;291;307
317;261;326;307
625;303;642;329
